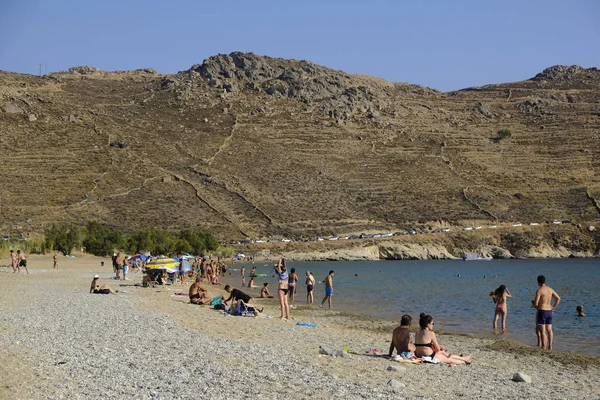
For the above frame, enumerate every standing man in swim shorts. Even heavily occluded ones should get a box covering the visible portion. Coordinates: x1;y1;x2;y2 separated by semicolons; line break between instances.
533;275;561;350
320;270;335;309
53;252;59;269
16;250;29;274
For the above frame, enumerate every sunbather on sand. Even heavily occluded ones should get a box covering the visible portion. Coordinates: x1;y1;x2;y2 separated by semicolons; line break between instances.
414;313;472;366
89;275;116;294
260;282;274;298
389;314;416;357
189;277;210;304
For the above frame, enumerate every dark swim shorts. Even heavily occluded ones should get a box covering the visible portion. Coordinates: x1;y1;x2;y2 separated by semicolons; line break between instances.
19;260;27;267
307;284;314;293
536;309;553;325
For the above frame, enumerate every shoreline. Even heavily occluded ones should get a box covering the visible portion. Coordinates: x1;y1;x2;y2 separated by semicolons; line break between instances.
1;255;599;399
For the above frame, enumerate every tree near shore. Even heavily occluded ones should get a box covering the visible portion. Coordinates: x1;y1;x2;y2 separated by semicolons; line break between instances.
44;222;82;256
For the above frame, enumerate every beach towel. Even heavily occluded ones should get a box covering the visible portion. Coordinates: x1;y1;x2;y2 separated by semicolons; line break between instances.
209;296;223;306
296;322;317;327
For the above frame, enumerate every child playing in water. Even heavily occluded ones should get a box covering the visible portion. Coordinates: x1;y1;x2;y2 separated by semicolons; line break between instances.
490;285;512;331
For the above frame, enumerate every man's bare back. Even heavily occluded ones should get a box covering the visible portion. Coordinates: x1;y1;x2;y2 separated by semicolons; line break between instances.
535;284;560;311
390;327;415;355
388;315;416;356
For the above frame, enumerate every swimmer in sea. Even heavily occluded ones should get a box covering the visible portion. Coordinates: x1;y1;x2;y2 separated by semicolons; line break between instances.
576;305;585;317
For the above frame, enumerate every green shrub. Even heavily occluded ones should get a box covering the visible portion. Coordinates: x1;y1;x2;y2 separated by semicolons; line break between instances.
497;128;512;140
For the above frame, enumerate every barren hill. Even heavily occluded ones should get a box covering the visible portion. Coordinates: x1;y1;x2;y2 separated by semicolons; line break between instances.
1;52;599;239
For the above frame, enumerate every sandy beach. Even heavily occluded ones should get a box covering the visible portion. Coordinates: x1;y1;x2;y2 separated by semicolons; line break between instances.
1;254;599;400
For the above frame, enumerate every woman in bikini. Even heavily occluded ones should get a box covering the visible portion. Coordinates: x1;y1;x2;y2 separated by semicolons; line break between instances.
414;313;472;366
274;257;290;320
89;275;116;294
490;284;512;331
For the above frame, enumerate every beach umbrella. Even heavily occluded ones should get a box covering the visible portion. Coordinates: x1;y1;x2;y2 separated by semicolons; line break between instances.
144;258;180;273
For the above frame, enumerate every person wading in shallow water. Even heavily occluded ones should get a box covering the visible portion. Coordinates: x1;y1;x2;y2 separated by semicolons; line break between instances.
490;284;512;332
320;270;334;309
305;271;315;304
533;275;561;350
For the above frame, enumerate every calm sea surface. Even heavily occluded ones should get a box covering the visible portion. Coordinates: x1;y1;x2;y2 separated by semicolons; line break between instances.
235;258;600;355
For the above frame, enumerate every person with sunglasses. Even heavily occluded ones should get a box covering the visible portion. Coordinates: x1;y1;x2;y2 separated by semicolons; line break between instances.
414;313;472;366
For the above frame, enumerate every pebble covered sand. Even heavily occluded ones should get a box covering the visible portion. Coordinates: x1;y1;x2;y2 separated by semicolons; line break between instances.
1;255;599;400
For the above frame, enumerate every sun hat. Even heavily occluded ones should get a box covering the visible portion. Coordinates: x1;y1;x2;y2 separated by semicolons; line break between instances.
94;274;99;278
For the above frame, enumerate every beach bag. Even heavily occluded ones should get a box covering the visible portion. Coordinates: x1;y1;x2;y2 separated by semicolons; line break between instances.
209;296;222;306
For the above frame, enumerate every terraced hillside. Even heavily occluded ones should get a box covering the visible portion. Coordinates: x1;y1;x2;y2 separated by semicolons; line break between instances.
1;54;599;239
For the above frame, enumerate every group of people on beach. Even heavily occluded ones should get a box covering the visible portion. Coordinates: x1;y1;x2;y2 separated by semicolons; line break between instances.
387;274;566;365
389;313;473;366
489;275;562;350
7;249;28;274
273;257;334;320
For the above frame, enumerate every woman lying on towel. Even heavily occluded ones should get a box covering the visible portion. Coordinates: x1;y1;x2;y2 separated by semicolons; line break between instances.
414;313;472;366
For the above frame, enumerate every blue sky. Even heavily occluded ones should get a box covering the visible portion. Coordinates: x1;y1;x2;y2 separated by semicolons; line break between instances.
0;0;598;91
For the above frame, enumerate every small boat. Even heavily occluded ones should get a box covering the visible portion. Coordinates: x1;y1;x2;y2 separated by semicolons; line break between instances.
463;253;493;261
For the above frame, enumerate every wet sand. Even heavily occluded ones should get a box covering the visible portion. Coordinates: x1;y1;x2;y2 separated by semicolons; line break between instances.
0;254;598;399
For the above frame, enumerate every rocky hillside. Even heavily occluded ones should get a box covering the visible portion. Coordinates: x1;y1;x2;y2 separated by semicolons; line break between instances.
1;52;599;241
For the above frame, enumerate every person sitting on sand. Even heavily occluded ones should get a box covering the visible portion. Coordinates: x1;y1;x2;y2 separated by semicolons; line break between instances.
189;277;209;305
389;314;416;357
260;282;274;298
223;285;263;312
490;284;512;331
90;275;116;294
576;305;586;317
211;274;224;286
414;313;472;366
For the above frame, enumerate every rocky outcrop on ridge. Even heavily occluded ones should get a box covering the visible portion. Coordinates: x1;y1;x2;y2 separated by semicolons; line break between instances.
189;51;437;122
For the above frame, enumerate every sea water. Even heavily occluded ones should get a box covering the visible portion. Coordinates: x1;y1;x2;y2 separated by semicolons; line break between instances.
239;258;600;355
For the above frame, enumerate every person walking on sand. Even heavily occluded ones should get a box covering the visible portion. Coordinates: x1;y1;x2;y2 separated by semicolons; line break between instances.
274;257;290;320
305;271;315;304
9;249;17;273
389;314;416;357
320;270;335;309
16;250;28;274
53;252;59;269
533;275;561;350
490;284;512;332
